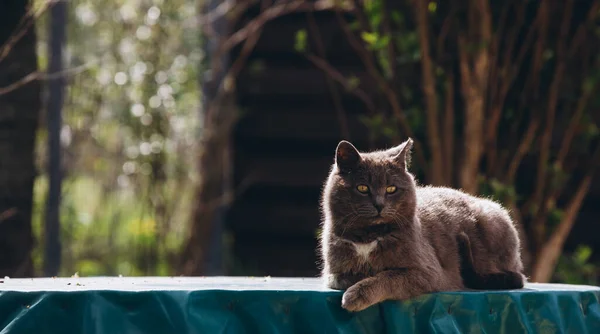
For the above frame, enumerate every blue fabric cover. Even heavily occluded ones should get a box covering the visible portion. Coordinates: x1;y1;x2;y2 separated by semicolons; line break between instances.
0;277;598;333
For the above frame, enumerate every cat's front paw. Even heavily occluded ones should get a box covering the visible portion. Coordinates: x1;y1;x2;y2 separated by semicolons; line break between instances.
341;283;377;312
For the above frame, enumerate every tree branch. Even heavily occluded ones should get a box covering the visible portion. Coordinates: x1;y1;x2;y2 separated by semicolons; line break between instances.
531;142;600;282
553;0;600;167
381;0;397;79
566;1;600;59
200;0;249;28
435;14;453;64
556;79;595;165
0;0;58;64
227;18;263;82
333;8;428;174
414;0;444;185
529;50;598;255
526;2;550;102
0;62;94;96
486;3;539;175
220;0;336;53
443;71;455;185
487;3;531;129
506;118;539;183
530;0;572;249
486;0;512;94
306;11;350;139
0;208;17;224
455;0;494;193
457;14;491;193
305;54;377;113
349;0;372;33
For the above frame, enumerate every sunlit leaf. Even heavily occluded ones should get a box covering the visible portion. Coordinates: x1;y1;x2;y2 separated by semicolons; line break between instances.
361;31;379;46
347;75;361;90
294;29;308;53
575;246;592;264
428;2;437;12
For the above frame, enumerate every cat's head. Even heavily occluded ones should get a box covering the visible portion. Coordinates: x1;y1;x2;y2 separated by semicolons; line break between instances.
323;138;417;230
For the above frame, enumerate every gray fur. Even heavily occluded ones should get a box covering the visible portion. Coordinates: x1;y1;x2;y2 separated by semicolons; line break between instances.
319;138;525;312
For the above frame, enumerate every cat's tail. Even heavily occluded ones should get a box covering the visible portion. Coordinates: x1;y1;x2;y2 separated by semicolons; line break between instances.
456;232;524;290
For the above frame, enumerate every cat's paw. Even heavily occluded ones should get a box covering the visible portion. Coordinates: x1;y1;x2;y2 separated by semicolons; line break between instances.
341;283;376;312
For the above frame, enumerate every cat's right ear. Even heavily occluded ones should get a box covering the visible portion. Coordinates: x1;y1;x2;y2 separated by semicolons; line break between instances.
390;138;413;170
336;140;360;172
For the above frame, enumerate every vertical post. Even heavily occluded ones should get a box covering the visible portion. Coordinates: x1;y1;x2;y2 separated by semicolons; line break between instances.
201;0;230;276
44;0;67;277
0;0;40;278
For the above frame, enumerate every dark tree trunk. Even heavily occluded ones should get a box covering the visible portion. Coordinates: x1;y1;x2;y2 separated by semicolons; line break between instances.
44;0;67;277
180;0;231;276
0;0;41;277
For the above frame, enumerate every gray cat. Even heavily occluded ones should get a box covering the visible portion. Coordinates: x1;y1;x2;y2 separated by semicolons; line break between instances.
319;138;525;312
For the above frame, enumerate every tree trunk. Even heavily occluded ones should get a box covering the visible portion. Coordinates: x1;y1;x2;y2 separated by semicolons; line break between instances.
180;0;233;275
457;0;492;194
414;0;444;186
0;0;41;278
457;34;488;194
531;144;600;282
180;94;237;276
44;0;67;277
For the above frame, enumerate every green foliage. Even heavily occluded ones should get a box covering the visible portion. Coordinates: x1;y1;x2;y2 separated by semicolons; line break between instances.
547;208;565;231
347;20;362;32
554;246;599;285
428;2;438;13
548;162;569;192
572;113;600;155
543;49;554;61
395;31;420;63
248;59;266;75
478;177;517;204
583;58;600;93
406;106;424;130
360;29;392;78
363;0;383;29
294;29;307;53
361;31;390;51
587;123;599;138
359;114;400;143
297;0;599;285
32;0;201;277
390;11;403;25
346;75;361;91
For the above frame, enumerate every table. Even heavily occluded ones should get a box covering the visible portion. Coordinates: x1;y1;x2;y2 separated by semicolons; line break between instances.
0;277;599;333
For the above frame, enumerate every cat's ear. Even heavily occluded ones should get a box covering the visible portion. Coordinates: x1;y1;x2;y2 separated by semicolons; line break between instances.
336;140;361;172
389;138;413;169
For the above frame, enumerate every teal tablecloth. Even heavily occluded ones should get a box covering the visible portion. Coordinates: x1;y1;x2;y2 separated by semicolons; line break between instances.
0;277;598;333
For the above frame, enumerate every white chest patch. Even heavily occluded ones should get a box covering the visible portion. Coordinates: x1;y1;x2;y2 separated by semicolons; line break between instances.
351;240;378;261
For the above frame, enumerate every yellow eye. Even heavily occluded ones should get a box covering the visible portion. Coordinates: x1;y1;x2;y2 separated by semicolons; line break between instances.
357;185;369;193
386;186;397;194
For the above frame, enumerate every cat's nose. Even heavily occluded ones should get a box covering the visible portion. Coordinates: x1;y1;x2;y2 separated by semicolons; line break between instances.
373;196;384;213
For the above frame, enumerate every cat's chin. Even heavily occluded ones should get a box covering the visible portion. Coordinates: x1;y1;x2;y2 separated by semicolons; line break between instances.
371;216;392;225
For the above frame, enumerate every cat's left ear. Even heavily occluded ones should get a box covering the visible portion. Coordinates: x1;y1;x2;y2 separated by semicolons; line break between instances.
389;138;413;170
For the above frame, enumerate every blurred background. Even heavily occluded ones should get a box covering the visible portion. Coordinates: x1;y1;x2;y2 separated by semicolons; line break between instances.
0;0;599;285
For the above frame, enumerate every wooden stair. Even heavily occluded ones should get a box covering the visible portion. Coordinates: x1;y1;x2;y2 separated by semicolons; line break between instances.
226;9;372;276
